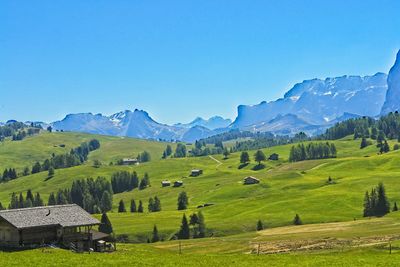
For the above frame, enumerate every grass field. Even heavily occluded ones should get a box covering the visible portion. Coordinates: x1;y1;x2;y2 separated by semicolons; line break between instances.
1;131;400;265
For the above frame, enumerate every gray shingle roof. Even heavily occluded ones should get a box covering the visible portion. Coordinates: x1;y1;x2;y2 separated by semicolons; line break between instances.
0;204;100;229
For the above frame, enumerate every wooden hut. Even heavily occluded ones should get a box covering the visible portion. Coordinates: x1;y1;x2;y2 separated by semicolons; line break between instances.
190;169;203;177
243;176;260;185
0;204;111;251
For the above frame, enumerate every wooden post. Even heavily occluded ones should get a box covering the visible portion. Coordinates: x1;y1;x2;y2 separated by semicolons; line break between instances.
390;242;392;254
257;243;261;255
179;241;182;255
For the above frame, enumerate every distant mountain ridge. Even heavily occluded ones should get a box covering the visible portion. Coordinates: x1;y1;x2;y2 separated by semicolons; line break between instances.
52;109;228;142
6;50;400;141
231;72;388;130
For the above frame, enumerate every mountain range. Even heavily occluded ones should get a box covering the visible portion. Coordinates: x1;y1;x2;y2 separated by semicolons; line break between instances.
7;50;400;142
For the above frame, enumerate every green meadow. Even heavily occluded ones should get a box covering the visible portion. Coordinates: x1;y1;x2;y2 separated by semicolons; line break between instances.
1;131;400;265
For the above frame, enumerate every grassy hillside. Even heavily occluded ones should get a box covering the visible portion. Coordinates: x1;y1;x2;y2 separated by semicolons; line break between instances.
1;132;400;244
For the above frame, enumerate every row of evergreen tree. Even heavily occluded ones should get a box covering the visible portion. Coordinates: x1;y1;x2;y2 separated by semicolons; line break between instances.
43;177;113;214
111;171;150;193
363;183;391;217
289;142;337;162
8;190;44;209
176;212;206;239
323;112;400;141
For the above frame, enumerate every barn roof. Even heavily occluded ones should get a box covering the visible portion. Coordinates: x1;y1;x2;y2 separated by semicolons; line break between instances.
0;204;100;229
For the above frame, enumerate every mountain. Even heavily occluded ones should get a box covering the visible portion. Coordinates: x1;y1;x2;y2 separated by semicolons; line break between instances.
52;113;120;136
381;50;400;115
231;73;388;132
174;116;232;130
240;114;324;136
52;109;223;142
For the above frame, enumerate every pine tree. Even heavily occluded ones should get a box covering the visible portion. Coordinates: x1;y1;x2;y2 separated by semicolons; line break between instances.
223;148;230;159
47;193;57;206
256;220;264;231
375;183;390;217
99;213;113;234
18;193;25;208
153;196;161;212
177;191;188;210
363;191;371;217
293;214;302;225
148;197;155;212
26;189;34;203
138;200;144;213
178;214;190;239
360;137;368;149
197;211;206;238
254;150;266;165
130;199;137;212
118;199;126;212
0;202;4;210
151;225;160;243
100;191;113;212
240;151;250;164
393;202;398;212
34;192;44;207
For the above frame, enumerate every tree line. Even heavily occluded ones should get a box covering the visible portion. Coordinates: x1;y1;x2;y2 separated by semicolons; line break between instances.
363;183;391;217
8;190;44;209
111;171;150;193
289;142;337;162
35;177;114;214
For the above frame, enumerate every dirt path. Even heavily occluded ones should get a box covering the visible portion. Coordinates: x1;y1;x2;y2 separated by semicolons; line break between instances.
209;155;223;168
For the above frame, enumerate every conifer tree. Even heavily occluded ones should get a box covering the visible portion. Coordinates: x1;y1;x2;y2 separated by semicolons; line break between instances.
148;197;155;212
177;191;188;210
254;150;266;165
257;220;264;231
153;196;161;212
34;192;44;207
99;213;113;234
375;183;390;216
118;199;126;212
100;191;113;212
240;151;250;164
0;202;4;210
48;192;56;206
363;191;371;217
48;166;55;177
360;137;368;149
151;225;160;243
393;202;398;212
138;200;144;213
197;211;206;238
293;214;302;225
178;214;190;239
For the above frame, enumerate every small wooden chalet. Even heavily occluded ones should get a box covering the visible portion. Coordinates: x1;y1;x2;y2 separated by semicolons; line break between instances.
0;204;111;252
190;169;203;177
122;158;139;165
173;181;183;187
243;176;260;185
161;180;171;187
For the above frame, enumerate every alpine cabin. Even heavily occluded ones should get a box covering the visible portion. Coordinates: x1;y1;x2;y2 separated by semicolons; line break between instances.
243;176;260;185
0;204;112;252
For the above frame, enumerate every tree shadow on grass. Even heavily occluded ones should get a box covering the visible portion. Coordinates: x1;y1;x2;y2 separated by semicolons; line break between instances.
44;175;54;182
252;164;266;171
238;163;249;169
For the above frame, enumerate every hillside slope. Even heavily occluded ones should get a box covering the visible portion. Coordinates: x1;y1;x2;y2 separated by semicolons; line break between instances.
1;132;400;243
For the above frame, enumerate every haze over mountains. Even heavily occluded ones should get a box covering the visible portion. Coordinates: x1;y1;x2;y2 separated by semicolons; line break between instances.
6;50;400;142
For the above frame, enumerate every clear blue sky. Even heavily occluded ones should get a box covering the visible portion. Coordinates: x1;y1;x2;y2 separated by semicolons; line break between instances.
1;0;400;124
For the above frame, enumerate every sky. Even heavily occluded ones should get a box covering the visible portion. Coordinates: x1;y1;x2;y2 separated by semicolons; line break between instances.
1;0;400;124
